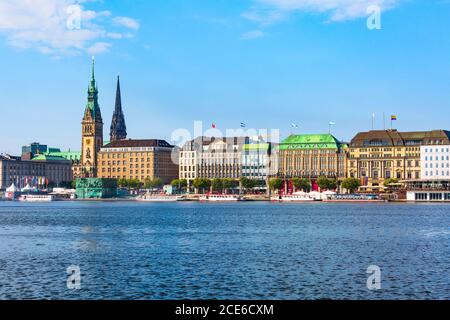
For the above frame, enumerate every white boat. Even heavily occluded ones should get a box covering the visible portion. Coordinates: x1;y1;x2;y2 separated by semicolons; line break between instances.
199;194;242;202
271;194;316;202
136;194;182;202
18;194;54;202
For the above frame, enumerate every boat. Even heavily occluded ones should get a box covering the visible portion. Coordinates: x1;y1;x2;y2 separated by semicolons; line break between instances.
199;194;243;202
18;194;54;202
136;194;182;202
271;194;316;202
322;194;384;202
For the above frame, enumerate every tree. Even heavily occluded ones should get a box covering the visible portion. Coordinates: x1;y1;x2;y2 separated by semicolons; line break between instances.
292;178;311;192
222;178;238;194
118;178;129;188
193;178;211;194
383;178;399;187
269;178;283;192
211;178;224;192
171;179;187;191
341;178;361;194
317;176;338;191
240;177;256;193
129;179;142;190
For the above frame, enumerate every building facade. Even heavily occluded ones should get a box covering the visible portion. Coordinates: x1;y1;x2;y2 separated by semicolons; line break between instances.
81;58;104;178
97;139;178;184
179;137;246;185
241;138;278;183
0;154;72;190
421;145;450;179
348;130;450;190
278;134;347;181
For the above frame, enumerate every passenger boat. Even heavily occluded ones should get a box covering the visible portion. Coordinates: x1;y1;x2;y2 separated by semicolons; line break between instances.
18;194;54;202
322;194;384;202
271;194;316;202
136;194;182;202
199;194;243;202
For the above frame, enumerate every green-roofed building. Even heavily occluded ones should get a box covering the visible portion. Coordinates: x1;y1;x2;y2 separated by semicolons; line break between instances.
278;134;348;190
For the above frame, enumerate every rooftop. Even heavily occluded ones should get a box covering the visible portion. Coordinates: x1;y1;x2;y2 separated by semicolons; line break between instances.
279;134;343;150
102;139;174;149
350;130;450;147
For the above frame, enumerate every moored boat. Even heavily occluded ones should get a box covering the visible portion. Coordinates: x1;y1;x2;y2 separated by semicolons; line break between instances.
271;194;316;202
199;194;243;202
18;194;54;202
136;194;182;202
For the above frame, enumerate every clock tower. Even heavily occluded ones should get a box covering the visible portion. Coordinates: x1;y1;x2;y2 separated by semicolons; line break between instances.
81;57;103;177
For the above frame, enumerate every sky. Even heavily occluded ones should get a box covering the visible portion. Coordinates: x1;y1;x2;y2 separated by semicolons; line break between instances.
1;0;450;154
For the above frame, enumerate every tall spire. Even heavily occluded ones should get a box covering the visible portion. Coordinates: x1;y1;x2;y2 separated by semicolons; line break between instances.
110;75;127;141
83;57;102;122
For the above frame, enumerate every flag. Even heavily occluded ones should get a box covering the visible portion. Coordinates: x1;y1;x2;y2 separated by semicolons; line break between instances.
240;122;246;128
291;123;299;129
391;115;397;121
329;121;336;126
212;123;216;129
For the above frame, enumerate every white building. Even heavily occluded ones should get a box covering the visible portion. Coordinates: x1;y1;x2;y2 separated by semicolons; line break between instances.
421;145;450;179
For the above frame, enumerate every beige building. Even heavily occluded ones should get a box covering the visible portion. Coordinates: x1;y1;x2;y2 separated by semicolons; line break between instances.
0;154;72;190
97;139;178;184
348;130;450;191
278;134;348;183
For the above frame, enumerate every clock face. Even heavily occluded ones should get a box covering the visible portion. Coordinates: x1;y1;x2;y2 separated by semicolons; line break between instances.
86;139;91;145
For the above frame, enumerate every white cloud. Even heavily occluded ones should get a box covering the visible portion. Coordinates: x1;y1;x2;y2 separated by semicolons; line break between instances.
245;0;401;23
241;30;266;40
87;41;111;55
113;16;140;30
0;0;138;56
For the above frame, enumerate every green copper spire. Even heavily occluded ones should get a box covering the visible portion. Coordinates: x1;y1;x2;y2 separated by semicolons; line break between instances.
83;57;102;122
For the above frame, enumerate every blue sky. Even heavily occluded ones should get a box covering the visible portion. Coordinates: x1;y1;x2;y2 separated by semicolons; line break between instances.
1;0;450;153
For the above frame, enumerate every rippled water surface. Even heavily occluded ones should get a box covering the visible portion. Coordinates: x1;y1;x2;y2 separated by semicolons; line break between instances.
0;201;448;300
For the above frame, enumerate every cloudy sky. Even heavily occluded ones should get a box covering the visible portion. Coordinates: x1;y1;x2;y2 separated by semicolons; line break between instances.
1;0;450;153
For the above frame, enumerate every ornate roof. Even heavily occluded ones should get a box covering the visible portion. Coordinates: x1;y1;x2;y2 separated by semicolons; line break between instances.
279;134;342;150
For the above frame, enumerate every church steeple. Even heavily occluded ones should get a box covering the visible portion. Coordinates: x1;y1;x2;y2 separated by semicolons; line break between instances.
110;75;127;142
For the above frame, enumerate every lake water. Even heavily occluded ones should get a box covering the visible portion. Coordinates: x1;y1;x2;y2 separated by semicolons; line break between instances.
0;201;448;300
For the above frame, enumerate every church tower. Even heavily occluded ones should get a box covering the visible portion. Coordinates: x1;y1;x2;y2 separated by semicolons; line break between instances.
81;57;103;177
110;75;127;141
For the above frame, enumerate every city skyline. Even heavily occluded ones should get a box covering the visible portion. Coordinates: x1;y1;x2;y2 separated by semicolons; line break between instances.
1;0;450;154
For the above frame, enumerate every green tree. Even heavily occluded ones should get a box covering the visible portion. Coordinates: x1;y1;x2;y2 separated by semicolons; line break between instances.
129;179;142;190
240;177;256;193
269;178;283;192
292;178;311;192
222;178;238;194
211;178;224;192
341;178;361;193
171;179;187;191
118;178;129;188
193;178;211;194
383;178;399;187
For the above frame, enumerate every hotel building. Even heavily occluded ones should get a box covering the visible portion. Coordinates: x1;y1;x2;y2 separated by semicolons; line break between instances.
348;130;450;191
97;139;178;184
278;134;348;183
0;154;72;190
